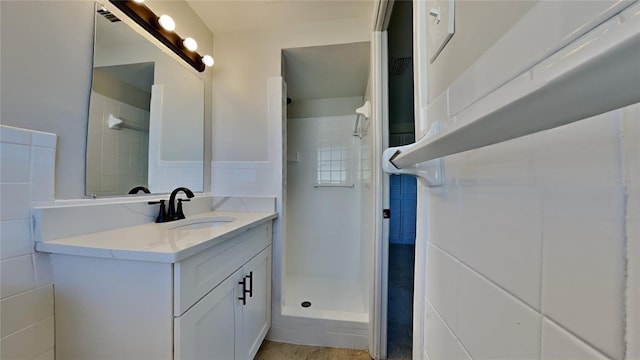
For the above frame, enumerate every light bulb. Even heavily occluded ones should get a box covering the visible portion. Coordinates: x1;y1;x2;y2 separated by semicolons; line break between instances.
202;55;214;67
183;37;198;51
158;15;175;31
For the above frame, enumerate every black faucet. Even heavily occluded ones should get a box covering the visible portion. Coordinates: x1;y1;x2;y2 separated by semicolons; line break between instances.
128;186;151;194
167;187;194;221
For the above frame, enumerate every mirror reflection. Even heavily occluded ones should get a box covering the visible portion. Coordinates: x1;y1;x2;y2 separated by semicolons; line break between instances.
86;3;204;197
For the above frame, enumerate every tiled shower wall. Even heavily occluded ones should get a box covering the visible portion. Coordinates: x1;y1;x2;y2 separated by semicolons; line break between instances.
86;91;149;196
423;104;639;360
286;115;361;280
0;125;56;360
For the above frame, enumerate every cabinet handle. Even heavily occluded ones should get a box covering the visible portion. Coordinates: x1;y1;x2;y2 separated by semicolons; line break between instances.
238;278;247;305
246;272;253;298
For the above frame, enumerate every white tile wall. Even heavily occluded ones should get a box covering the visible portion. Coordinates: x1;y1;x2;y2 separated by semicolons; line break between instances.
0;125;56;360
285;115;361;280
86;91;149;196
426;243;458;332
254;79;371;348
457;264;541;360
418;2;639;358
423;106;636;360
622;103;640;359
424;300;464;360
458;184;542;309
538;113;626;360
541;318;609;360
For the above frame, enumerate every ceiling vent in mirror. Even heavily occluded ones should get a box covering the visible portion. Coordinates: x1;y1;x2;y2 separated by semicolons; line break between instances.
107;0;213;72
97;5;121;22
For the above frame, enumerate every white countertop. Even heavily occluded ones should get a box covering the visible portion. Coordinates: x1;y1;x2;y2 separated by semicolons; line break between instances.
35;211;277;263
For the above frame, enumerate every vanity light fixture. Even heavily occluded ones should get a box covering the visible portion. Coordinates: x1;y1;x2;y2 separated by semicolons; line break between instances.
108;0;211;72
157;14;175;31
202;55;214;67
183;37;198;51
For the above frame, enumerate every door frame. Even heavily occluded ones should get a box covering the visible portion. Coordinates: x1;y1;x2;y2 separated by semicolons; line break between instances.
370;1;393;359
371;0;430;358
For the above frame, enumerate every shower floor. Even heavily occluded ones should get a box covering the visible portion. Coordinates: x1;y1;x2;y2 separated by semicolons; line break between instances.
282;275;368;323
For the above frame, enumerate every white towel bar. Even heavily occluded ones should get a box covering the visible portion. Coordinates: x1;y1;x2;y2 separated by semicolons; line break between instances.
384;4;640;184
107;114;148;132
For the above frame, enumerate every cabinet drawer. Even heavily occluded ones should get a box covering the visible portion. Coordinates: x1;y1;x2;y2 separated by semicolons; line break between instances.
174;222;272;315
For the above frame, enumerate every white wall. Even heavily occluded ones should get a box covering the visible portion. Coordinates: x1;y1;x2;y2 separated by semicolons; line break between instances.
0;0;213;199
0;126;56;360
212;17;370;162
416;2;639;360
288;97;364;119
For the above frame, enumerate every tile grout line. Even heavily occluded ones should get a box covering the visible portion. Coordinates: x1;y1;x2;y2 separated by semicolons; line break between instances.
0;315;54;341
432;239;616;360
537;173;546;360
428;241;539;315
542;315;614;360
616;109;629;360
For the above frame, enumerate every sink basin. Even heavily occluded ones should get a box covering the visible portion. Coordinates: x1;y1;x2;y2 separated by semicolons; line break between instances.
167;216;236;230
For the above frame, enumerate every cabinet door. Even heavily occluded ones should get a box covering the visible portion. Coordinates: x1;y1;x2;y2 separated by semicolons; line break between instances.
240;246;272;360
175;269;243;360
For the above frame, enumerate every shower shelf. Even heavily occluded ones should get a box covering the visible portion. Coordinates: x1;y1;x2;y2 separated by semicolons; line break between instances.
384;4;640;181
313;183;355;188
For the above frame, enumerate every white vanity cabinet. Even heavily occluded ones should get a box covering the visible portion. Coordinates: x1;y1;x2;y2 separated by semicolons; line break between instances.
174;246;271;360
49;221;273;360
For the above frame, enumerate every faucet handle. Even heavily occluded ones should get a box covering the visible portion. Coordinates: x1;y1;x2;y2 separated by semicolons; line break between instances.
148;200;167;223
176;198;190;220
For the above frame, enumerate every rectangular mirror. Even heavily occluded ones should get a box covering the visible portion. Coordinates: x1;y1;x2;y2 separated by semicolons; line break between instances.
86;3;204;197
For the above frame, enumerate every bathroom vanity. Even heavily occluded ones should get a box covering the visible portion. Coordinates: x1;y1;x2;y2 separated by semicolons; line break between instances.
36;211;276;360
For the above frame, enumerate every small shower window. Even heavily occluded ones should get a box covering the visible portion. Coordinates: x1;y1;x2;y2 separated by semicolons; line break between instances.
316;146;351;186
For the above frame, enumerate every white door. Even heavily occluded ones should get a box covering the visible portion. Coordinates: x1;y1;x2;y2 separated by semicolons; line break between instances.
240;246;272;360
174;269;243;360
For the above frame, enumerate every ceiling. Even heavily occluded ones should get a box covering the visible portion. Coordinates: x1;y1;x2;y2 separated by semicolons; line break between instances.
186;0;373;34
184;0;373;102
97;63;155;92
283;42;370;101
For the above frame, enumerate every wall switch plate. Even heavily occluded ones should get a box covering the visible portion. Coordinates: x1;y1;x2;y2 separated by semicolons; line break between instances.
427;0;455;63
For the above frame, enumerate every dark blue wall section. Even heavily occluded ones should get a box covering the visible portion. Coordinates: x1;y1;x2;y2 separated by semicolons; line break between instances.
389;174;417;244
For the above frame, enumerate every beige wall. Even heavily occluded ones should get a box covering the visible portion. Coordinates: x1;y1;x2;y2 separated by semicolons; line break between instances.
212;17;370;162
0;0;213;198
1;1;94;199
427;0;537;101
92;69;151;111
